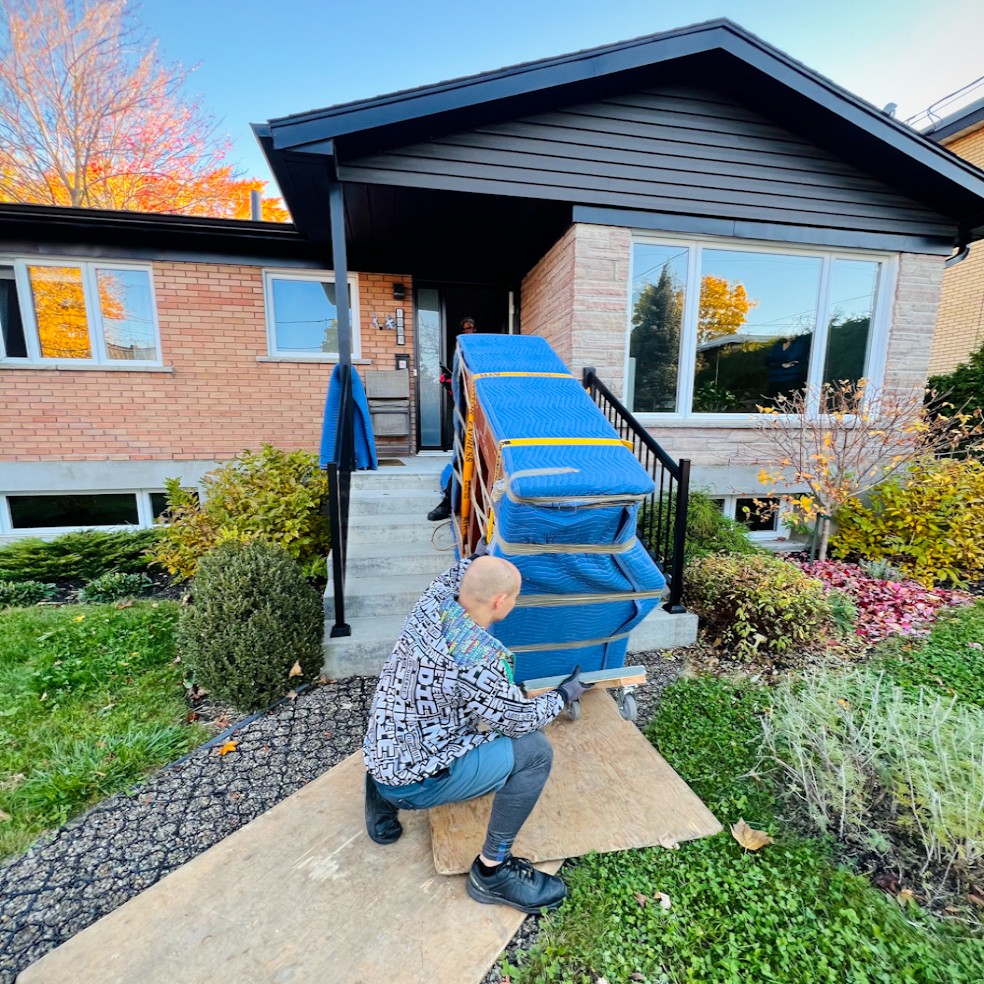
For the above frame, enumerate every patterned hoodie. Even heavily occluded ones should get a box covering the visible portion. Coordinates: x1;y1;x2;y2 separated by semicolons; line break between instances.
363;558;564;786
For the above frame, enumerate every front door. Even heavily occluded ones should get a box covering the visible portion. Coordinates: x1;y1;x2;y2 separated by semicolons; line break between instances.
414;284;513;451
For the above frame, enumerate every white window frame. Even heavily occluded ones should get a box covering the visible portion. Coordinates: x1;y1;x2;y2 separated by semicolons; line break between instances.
0;256;162;367
711;494;787;539
625;233;898;424
0;489;168;537
263;269;361;360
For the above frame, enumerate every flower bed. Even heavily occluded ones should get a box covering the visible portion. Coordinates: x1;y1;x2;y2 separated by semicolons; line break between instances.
795;560;971;642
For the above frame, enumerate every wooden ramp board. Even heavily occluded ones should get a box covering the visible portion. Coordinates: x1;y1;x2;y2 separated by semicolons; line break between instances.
17;753;560;984
430;688;722;875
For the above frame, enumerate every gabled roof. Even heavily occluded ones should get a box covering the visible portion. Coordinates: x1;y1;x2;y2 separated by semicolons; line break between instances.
255;18;984;246
923;96;984;145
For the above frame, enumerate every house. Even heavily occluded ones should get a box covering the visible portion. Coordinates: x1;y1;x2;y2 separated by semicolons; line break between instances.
0;205;415;541
4;18;984;543
254;18;984;534
921;89;984;375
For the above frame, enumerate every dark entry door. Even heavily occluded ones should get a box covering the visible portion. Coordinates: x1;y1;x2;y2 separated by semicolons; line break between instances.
415;284;512;451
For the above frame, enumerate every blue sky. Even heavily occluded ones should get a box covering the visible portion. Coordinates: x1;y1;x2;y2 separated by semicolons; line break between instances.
138;0;984;192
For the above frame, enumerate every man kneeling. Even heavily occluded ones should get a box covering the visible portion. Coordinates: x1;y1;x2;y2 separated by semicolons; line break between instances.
362;555;591;912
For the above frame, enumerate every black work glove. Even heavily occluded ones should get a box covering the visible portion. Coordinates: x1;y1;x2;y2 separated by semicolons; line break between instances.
555;665;594;707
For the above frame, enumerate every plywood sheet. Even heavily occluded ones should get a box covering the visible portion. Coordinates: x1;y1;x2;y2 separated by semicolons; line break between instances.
430;688;722;875
18;753;560;984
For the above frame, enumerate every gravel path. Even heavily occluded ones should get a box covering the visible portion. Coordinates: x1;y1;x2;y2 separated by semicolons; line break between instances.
1;652;684;984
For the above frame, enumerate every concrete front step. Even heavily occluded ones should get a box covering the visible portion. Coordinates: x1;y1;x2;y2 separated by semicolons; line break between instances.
323;605;698;678
342;543;452;579
350;470;447;493
325;571;438;619
346;514;453;545
348;489;442;517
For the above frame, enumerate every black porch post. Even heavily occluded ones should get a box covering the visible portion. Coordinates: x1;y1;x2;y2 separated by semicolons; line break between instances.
326;150;352;368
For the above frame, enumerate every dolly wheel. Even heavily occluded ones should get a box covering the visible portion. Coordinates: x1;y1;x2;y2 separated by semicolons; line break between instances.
619;692;638;722
567;699;581;721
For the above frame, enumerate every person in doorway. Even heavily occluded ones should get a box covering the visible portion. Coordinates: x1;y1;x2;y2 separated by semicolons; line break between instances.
363;554;593;912
427;316;479;521
764;333;811;403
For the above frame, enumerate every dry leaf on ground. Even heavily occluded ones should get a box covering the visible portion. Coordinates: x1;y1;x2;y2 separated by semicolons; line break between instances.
288;661;303;678
632;891;648;907
0;810;10;822
216;740;239;756
654;892;672;910
730;819;774;851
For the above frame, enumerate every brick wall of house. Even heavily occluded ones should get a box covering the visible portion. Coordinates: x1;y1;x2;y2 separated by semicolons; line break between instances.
0;262;415;464
520;226;576;366
929;126;984;375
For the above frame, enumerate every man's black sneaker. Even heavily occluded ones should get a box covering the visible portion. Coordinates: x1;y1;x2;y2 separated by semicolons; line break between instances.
466;856;567;913
365;772;402;845
427;499;452;521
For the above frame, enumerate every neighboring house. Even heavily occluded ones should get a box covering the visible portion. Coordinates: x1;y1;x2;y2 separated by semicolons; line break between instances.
4;19;984;542
0;205;417;541
922;93;984;375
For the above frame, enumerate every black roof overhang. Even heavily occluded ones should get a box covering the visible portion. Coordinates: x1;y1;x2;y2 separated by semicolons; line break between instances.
0;202;321;263
256;18;984;268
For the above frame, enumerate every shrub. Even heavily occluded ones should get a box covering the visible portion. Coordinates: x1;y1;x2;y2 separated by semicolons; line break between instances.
684;489;761;558
151;444;331;580
0;529;159;582
928;339;984;421
762;668;984;870
796;560;969;643
176;541;323;712
0;579;56;608
833;457;984;587
77;571;152;604
684;553;834;660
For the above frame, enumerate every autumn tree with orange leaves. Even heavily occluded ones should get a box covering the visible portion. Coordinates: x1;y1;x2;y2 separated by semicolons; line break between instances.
0;0;287;221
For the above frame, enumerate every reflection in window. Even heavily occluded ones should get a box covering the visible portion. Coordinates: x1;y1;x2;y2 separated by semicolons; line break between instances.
98;268;159;361
693;250;821;413
8;493;139;529
823;259;878;390
736;497;779;532
269;277;353;356
629;244;687;412
28;265;92;359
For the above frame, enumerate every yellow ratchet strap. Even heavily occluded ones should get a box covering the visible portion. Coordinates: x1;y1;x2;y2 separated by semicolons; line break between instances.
472;372;573;380
498;437;635;452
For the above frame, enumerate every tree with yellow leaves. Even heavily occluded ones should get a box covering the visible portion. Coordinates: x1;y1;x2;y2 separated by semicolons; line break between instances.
0;0;287;221
698;275;755;343
754;380;983;560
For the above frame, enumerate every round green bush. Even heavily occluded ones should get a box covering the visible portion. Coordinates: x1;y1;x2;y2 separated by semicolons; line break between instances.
78;571;152;604
176;541;323;712
684;553;834;660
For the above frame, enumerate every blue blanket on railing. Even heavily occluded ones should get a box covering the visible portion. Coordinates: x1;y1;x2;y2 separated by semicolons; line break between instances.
320;364;378;470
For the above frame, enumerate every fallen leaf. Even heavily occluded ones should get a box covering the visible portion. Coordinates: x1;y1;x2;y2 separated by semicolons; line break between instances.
657;834;680;850
0;810;10;822
898;888;914;907
873;872;899;894
969;893;984;909
289;661;303;678
73;614;85;622
836;698;851;709
286;689;298;700
216;740;239;756
730;819;774;851
632;891;648;907
654;892;672;910
114;599;134;609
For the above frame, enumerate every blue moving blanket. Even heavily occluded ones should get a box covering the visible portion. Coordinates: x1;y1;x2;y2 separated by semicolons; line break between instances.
320;364;378;470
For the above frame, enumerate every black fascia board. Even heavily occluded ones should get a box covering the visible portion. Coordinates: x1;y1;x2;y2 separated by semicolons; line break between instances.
260;18;984;229
0;202;319;260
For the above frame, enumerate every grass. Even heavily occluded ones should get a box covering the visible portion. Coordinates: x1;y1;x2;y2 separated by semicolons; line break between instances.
0;601;210;860
504;677;984;984
875;599;984;708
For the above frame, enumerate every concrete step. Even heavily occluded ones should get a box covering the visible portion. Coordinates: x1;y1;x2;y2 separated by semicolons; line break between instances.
346;514;454;545
325;571;438;619
322;604;698;678
342;542;453;578
348;489;441;517
350;470;447;493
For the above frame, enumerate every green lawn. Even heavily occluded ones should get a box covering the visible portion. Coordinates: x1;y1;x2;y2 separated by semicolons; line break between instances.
0;601;210;859
505;677;984;984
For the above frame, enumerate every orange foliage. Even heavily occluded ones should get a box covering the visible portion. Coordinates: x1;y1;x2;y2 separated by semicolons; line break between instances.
698;275;756;342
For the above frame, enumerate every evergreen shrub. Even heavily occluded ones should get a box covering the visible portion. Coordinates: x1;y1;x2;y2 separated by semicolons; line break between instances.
176;541;323;712
152;445;331;580
0;529;159;582
833;457;984;586
684;553;833;660
684;489;761;558
77;571;152;604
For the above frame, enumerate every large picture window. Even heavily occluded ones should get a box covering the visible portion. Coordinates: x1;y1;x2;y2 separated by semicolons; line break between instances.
0;260;160;365
264;271;360;359
628;239;887;416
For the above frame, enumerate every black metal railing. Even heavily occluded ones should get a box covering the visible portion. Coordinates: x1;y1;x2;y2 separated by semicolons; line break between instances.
326;365;355;637
582;367;690;613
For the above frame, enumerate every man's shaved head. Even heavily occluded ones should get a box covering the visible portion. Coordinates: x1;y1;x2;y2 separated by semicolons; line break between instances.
460;556;520;607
